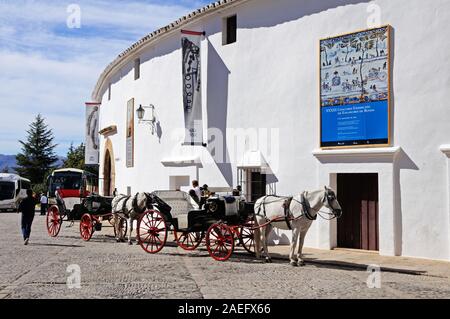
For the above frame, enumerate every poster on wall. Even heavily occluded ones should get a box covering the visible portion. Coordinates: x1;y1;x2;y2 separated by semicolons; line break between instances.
126;98;134;168
320;26;391;148
181;30;204;146
85;102;100;165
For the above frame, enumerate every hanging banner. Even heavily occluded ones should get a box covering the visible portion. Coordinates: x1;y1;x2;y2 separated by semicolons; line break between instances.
181;30;204;145
85;102;100;165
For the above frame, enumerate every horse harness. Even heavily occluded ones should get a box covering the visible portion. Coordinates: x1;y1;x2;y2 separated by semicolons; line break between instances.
115;194;142;217
257;194;317;230
258;194;317;230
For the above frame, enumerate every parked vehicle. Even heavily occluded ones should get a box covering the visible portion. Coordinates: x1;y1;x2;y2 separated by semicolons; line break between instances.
0;174;31;212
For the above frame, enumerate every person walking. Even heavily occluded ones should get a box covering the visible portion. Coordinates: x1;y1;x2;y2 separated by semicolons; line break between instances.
40;193;48;216
18;189;37;245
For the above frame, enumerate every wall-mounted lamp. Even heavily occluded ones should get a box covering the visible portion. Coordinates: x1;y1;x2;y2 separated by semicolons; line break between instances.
137;104;156;134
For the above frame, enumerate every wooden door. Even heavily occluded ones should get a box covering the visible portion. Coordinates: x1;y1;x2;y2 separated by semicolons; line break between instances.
337;174;379;251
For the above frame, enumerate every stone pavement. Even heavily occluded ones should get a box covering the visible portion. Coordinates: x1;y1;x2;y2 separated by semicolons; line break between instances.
0;212;449;299
267;246;450;279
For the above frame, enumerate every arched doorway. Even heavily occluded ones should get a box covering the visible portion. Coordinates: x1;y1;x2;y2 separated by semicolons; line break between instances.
103;138;116;196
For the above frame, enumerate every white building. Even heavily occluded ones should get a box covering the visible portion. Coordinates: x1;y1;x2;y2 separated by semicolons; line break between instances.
90;0;450;261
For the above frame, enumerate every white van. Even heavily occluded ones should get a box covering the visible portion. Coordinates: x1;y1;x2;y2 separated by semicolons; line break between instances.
0;174;32;212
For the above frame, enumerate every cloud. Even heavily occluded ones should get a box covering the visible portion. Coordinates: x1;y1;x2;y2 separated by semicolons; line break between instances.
0;0;210;156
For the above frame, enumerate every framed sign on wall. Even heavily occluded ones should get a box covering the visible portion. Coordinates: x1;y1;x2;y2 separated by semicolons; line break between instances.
126;98;134;168
320;25;391;148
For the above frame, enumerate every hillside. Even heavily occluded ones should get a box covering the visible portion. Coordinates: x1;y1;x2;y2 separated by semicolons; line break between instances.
0;154;65;174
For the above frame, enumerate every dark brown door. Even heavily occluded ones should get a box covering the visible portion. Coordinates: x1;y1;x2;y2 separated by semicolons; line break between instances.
250;171;266;202
103;151;111;196
337;174;379;251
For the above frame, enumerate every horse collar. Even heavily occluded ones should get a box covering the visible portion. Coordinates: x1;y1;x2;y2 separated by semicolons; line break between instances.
301;194;317;221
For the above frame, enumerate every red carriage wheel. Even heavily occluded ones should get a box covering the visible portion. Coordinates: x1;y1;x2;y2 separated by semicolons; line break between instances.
206;223;234;262
174;231;203;251
240;219;256;255
46;205;62;237
137;210;168;254
80;214;94;241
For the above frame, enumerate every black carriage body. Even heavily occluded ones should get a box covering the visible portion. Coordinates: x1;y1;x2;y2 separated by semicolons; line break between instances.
153;193;255;233
71;195;113;220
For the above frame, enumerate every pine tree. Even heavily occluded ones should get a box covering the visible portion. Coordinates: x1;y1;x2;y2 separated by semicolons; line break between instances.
15;114;58;184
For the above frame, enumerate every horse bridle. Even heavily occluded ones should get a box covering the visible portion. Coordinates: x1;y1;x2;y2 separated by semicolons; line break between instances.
290;190;342;221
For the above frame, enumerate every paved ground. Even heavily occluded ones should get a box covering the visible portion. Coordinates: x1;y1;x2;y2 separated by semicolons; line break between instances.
1;212;449;299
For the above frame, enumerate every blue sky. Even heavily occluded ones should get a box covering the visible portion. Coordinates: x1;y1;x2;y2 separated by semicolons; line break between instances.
0;0;210;156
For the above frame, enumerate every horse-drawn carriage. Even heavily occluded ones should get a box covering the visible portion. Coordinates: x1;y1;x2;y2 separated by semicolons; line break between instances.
46;192;127;242
135;191;256;261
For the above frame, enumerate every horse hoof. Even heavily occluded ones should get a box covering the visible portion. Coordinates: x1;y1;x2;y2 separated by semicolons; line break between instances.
128;241;133;245
298;261;306;267
265;258;273;263
290;261;298;267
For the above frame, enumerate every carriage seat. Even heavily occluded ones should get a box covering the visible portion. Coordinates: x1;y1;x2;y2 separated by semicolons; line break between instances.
224;196;239;216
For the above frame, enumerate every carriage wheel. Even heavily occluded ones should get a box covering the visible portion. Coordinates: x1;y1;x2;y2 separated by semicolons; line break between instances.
80;214;94;241
174;231;203;251
206;224;234;262
113;217;128;239
46;205;62;237
240;219;256;255
137;210;168;254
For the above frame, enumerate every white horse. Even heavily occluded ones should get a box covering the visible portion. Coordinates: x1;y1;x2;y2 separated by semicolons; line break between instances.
254;186;342;267
111;193;151;245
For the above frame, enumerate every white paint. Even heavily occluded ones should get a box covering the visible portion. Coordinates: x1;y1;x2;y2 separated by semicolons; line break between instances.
93;0;450;260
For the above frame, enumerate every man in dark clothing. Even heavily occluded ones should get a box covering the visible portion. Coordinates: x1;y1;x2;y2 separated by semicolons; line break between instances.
18;189;37;245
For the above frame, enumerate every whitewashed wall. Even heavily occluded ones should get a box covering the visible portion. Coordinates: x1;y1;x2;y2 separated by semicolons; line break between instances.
97;0;450;260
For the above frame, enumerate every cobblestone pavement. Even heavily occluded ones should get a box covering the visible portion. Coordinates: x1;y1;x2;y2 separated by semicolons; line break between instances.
1;213;449;299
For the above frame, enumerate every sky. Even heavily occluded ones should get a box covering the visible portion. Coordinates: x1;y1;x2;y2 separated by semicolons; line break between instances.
0;0;211;156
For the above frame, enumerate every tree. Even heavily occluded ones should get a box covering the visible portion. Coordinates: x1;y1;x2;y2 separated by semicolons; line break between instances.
1;166;9;173
15;114;58;185
321;41;335;66
63;143;98;176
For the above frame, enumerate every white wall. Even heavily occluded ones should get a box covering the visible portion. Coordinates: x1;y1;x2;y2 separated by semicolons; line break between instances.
97;0;450;260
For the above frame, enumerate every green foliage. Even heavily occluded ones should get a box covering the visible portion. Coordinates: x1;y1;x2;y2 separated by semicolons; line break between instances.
15;114;58;185
32;183;47;196
63;143;98;176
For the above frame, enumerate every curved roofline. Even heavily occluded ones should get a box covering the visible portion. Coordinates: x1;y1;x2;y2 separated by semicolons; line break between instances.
91;0;249;102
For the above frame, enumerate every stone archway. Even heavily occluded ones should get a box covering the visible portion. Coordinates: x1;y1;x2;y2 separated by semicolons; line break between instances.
103;138;116;196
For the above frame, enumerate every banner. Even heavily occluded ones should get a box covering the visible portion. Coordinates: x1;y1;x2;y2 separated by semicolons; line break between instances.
182;30;204;145
126;98;134;168
85;103;100;165
320;26;391;148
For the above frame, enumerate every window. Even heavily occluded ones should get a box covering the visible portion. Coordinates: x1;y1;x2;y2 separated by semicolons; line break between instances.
223;15;237;45
0;182;15;200
108;83;111;101
134;58;140;80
